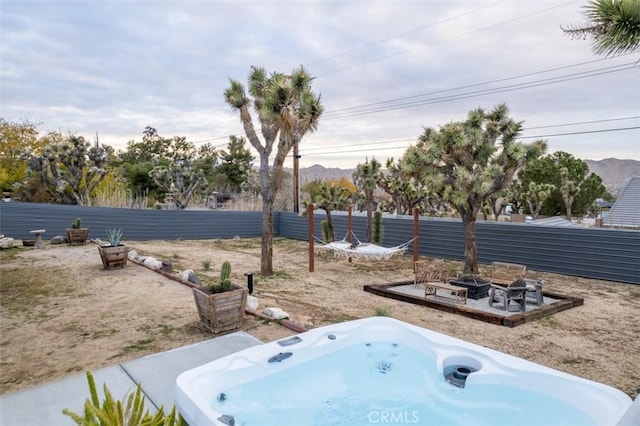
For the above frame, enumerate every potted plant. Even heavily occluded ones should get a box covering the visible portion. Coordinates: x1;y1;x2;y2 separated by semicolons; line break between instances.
97;228;129;269
66;217;89;245
192;260;247;334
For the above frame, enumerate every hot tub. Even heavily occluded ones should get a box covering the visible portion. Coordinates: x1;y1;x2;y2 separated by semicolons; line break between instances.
175;317;631;425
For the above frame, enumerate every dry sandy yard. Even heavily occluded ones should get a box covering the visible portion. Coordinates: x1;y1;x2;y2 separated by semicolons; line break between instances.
0;237;638;399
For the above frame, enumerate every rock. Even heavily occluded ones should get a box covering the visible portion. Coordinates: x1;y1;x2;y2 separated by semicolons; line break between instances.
161;260;173;273
0;237;16;249
143;257;163;269
263;307;289;320
187;271;201;285
178;269;192;281
50;235;66;244
246;295;259;311
128;250;138;260
178;269;201;285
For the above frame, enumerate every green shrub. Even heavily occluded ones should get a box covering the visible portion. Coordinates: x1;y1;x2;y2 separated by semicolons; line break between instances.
373;306;390;316
202;258;211;271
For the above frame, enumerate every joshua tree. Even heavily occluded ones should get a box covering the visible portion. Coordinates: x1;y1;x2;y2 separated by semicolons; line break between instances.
353;158;383;242
562;0;640;56
224;66;323;275
403;104;546;274
21;134;109;205
307;182;352;242
526;182;556;219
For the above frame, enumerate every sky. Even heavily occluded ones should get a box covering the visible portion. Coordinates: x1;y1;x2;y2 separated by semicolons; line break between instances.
1;0;639;169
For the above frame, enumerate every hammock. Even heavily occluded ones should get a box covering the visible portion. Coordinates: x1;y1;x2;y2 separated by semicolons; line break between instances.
314;231;415;261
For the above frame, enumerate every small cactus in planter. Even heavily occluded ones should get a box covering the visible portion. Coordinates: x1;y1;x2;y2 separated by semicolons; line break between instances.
208;260;232;293
193;260;247;333
67;217;89;245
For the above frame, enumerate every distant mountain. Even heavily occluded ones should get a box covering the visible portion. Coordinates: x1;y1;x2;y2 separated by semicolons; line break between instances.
584;159;640;196
297;159;640;197
299;164;355;184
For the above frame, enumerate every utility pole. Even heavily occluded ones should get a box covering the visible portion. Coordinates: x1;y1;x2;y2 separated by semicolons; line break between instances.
293;141;301;213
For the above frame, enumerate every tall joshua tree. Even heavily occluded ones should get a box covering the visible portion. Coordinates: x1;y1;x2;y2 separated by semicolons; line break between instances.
562;0;640;56
353;158;382;242
403;104;546;275
224;66;323;275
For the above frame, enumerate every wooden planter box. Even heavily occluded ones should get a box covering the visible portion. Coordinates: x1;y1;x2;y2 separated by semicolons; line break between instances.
67;228;89;245
98;245;129;269
192;285;247;334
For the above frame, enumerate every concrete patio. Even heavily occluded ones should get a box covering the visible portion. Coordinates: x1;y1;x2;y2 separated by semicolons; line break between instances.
0;332;262;426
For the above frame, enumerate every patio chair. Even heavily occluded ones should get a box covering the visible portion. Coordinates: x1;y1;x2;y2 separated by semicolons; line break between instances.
524;279;544;305
488;279;528;311
414;259;448;287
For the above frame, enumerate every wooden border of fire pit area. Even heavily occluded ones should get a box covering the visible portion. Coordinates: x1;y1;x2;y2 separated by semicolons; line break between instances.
363;280;583;327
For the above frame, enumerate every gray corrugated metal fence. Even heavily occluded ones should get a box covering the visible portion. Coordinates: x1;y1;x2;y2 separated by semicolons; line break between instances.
2;203;638;284
0;203;261;241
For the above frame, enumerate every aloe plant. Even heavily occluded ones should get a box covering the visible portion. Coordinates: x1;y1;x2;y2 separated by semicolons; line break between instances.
106;228;123;246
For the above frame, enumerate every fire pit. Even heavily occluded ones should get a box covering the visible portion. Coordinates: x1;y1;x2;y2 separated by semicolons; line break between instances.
449;276;491;300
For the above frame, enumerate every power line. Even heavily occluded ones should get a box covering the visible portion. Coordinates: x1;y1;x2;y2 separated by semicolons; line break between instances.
299;126;640;157
323;63;637;119
325;54;635;115
318;0;579;77
306;0;508;67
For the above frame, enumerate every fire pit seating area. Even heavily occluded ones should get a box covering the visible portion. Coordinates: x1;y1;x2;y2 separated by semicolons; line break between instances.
413;259;544;310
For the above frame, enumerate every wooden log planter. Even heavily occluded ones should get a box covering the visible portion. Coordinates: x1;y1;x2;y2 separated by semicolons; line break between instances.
98;245;129;269
192;285;248;334
66;228;89;245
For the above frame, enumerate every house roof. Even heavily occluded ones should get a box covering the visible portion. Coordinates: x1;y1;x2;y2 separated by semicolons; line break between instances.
603;177;640;229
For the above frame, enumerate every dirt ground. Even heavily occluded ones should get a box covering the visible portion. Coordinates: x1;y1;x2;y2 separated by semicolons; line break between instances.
1;238;639;398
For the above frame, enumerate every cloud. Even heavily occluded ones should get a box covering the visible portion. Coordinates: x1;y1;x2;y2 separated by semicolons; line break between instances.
1;0;637;168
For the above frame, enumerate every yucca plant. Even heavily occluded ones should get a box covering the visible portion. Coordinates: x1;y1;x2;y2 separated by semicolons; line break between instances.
106;228;123;246
62;371;185;425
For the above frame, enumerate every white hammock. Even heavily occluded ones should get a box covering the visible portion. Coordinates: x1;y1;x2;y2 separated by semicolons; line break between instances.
314;232;415;261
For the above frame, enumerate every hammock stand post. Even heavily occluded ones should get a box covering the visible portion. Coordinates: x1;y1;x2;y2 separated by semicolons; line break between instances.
413;208;420;271
308;203;314;272
347;205;353;263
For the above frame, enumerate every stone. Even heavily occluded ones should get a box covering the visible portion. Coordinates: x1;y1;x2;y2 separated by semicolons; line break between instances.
161;260;173;273
263;307;289;320
246;295;259;311
143;257;163;269
50;235;66;245
178;269;201;285
128;250;138;260
0;237;16;249
178;269;193;281
187;271;201;285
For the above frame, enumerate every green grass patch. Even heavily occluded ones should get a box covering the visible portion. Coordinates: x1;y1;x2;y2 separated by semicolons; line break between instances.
561;356;595;366
373;306;390;316
111;338;155;358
